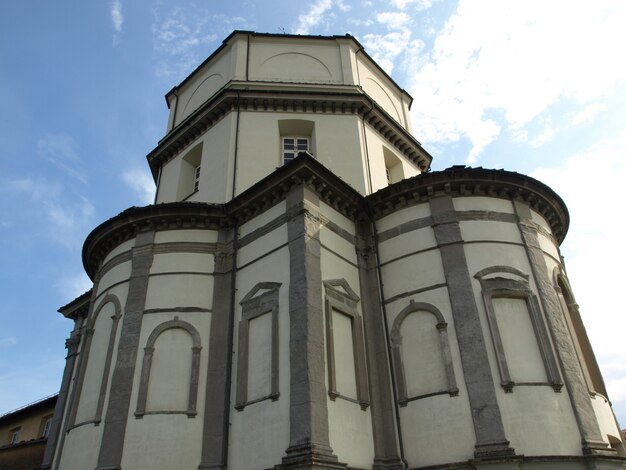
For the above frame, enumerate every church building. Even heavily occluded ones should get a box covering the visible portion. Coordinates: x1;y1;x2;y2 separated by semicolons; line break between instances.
42;31;625;470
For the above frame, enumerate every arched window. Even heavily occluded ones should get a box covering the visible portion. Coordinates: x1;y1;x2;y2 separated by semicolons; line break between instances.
390;301;458;406
475;266;562;392
70;294;122;427
135;318;202;418
553;268;607;396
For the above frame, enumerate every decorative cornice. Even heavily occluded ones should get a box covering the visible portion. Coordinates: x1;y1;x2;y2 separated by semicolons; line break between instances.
146;85;432;180
82;203;226;279
367;166;569;243
227;153;364;224
58;289;92;319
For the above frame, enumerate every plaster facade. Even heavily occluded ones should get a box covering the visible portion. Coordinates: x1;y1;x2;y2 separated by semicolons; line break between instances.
44;31;625;470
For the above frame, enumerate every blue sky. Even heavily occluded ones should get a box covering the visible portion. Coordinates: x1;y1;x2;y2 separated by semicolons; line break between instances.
1;0;625;428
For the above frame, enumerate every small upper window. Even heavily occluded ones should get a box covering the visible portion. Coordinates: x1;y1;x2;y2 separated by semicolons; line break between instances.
42;418;52;438
10;428;20;444
193;165;201;192
283;137;309;164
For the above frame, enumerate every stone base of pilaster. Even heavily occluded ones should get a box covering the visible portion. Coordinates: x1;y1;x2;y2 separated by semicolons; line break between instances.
277;443;347;470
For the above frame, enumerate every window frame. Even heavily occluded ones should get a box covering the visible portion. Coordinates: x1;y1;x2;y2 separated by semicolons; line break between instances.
282;136;309;165
475;266;562;393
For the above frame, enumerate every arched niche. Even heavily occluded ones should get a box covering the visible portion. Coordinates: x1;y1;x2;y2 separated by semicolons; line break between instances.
70;294;122;427
135;317;202;418
390;301;458;406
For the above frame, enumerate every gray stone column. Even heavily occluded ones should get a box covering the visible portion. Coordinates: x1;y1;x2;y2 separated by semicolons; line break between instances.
355;218;403;470
281;184;344;469
199;229;236;470
96;230;155;470
429;196;514;459
513;200;612;456
41;318;84;469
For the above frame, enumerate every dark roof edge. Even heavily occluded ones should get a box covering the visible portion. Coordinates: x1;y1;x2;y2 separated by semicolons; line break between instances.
0;394;58;422
58;289;92;319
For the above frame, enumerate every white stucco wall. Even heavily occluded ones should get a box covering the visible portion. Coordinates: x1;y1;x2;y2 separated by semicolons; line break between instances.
229;236;291;470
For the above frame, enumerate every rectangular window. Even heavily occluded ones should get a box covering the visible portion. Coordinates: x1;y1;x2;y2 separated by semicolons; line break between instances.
282;137;309;164
193;165;201;192
42;418;52;438
10;428;20;444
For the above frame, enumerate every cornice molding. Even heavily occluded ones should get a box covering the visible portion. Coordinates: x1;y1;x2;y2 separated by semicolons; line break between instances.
146;84;432;180
58;289;92;319
367;166;569;243
82;203;226;278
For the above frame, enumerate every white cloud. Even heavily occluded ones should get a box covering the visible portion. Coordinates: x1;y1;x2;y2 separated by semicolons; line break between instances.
0;337;17;348
294;0;333;35
407;0;626;163
390;0;434;11
377;12;410;29
122;168;156;205
362;12;415;74
111;0;123;33
37;133;86;183
152;8;249;79
531;131;626;408
570;102;607;126
529;125;556;148
54;273;92;300
3;177;94;249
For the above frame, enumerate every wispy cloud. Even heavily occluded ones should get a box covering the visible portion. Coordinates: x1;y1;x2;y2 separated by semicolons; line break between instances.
0;338;17;348
391;0;435;10
122;168;155;205
570;102;607;126
54;273;92;300
361;11;415;74
152;7;249;79
37;133;86;184
111;0;123;33
294;0;334;35
2;177;94;250
406;0;626;163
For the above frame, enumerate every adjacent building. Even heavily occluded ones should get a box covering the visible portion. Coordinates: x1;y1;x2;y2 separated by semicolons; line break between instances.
43;31;626;470
0;394;56;470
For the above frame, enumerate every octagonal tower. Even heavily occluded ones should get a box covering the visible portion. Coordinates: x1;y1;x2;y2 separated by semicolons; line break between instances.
43;31;625;470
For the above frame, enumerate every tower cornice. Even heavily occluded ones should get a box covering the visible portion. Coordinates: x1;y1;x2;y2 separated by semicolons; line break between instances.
147;84;432;181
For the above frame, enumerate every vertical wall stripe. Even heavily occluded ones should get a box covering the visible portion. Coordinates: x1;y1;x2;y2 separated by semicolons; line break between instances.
282;184;342;468
96;230;155;470
513;200;612;456
199;228;236;469
355;218;403;470
429;196;514;459
41;317;84;469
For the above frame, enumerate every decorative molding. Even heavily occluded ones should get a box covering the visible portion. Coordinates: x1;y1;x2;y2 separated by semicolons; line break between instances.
147;86;431;180
235;282;281;410
135;317;202;418
475;269;562;392
66;293;122;428
323;279;370;410
368;167;569;243
83;203;225;278
390;301;458;406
